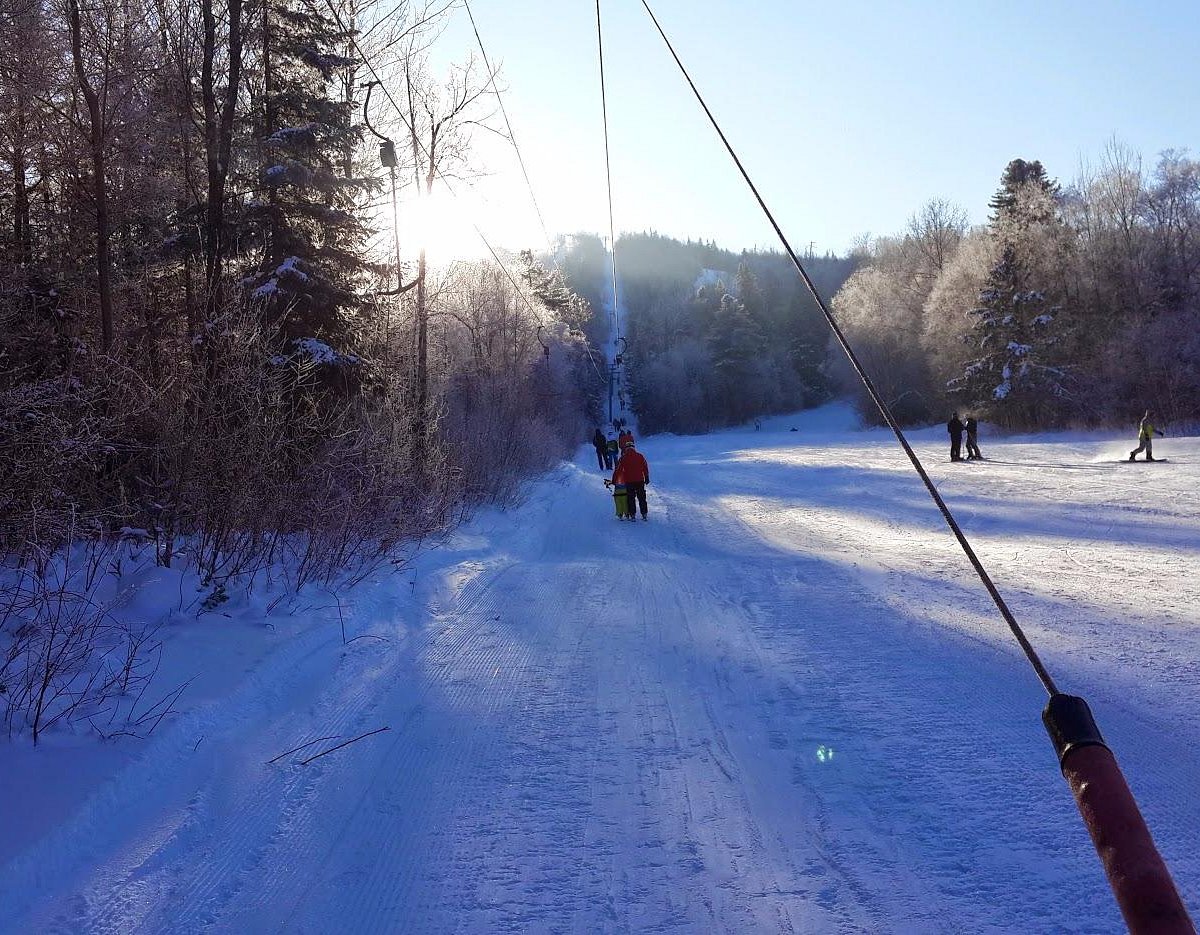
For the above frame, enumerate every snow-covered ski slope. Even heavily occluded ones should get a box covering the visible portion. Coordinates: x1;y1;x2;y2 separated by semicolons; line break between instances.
3;406;1198;933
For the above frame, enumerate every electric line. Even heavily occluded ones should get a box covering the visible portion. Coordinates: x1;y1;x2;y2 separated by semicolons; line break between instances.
594;0;622;344
312;0;559;341
638;0;1058;697
461;0;556;261
458;0;606;385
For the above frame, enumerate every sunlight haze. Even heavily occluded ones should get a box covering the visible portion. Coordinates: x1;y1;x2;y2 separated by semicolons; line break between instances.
418;0;1200;258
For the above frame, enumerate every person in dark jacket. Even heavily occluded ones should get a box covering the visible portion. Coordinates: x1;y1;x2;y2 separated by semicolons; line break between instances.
947;413;964;461
1129;410;1163;461
605;433;619;467
964;416;983;460
611;441;651;520
592;428;608;470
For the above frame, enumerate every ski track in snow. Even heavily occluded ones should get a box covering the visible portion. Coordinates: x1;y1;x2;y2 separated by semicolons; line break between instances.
3;417;1198;933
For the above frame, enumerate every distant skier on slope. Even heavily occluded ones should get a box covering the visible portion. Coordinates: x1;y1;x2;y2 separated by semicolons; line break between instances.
618;427;635;450
1129;410;1164;461
611;440;651;521
964;416;983;460
592;428;608;470
947;412;965;462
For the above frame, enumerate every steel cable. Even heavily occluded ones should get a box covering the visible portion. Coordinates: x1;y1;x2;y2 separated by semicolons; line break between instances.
638;0;1059;696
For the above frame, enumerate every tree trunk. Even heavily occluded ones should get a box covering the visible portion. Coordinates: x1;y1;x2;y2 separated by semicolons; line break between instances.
406;69;429;431
12;99;31;264
68;0;115;350
201;0;244;327
262;0;279;279
416;245;428;424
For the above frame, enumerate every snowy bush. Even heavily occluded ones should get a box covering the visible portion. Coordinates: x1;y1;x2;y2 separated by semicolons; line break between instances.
0;535;167;744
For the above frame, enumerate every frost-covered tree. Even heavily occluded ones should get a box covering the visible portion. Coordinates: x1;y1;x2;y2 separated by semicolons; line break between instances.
519;249;590;331
1144;150;1200;314
907;198;968;276
828;221;963;425
708;291;769;424
921;230;998;389
989;158;1059;224
831;260;935;425
950;244;1067;426
734;258;763;318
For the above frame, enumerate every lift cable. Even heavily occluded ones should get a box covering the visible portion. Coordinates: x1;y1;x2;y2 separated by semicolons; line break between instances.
314;0;559;355
637;4;1195;930
461;0;556;261
637;0;1057;695
460;0;606;384
594;0;623;346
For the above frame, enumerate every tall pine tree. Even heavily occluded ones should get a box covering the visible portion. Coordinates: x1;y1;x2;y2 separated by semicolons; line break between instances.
988;158;1060;223
950;244;1066;426
245;0;377;365
708;290;767;424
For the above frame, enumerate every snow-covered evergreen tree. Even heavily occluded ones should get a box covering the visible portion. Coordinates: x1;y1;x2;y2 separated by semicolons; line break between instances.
707;290;768;423
518;250;590;330
245;0;376;365
734;258;763;317
950;244;1067;425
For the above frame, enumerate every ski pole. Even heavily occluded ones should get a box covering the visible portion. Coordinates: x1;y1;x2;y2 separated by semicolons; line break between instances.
1043;694;1194;934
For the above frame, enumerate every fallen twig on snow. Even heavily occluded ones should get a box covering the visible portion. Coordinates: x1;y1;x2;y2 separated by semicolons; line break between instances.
267;734;341;765
344;634;389;645
299;726;390;766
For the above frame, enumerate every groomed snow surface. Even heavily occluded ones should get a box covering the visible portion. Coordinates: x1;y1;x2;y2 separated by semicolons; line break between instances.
3;405;1198;933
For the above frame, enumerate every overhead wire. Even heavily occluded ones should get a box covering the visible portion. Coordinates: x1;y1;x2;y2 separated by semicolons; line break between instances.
637;0;1059;697
461;0;555;262
594;0;630;423
312;0;561;357
460;0;606;384
594;0;622;344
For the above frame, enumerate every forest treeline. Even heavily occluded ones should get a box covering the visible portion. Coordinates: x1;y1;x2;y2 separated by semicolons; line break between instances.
558;232;857;434
832;147;1200;429
0;0;608;739
0;0;602;578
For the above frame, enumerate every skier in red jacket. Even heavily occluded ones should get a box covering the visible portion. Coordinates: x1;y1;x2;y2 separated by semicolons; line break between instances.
611;441;650;521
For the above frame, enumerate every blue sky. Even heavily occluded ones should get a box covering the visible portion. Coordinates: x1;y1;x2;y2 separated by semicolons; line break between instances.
419;0;1199;258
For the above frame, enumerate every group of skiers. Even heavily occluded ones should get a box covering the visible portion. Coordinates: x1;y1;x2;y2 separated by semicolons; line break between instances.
946;413;984;461
590;409;1167;518
947;410;1167;462
591;423;651;521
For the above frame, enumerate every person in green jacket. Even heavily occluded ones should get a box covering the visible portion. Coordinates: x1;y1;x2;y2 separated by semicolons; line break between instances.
1128;410;1164;461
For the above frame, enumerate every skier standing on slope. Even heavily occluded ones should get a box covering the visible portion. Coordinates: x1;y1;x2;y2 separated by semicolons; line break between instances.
964;416;983;460
592;428;608;470
611;440;651;521
618;427;635;451
947;412;965;462
1129;410;1164;461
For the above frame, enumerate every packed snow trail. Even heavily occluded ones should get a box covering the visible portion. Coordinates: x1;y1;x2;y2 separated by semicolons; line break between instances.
3;410;1198;932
